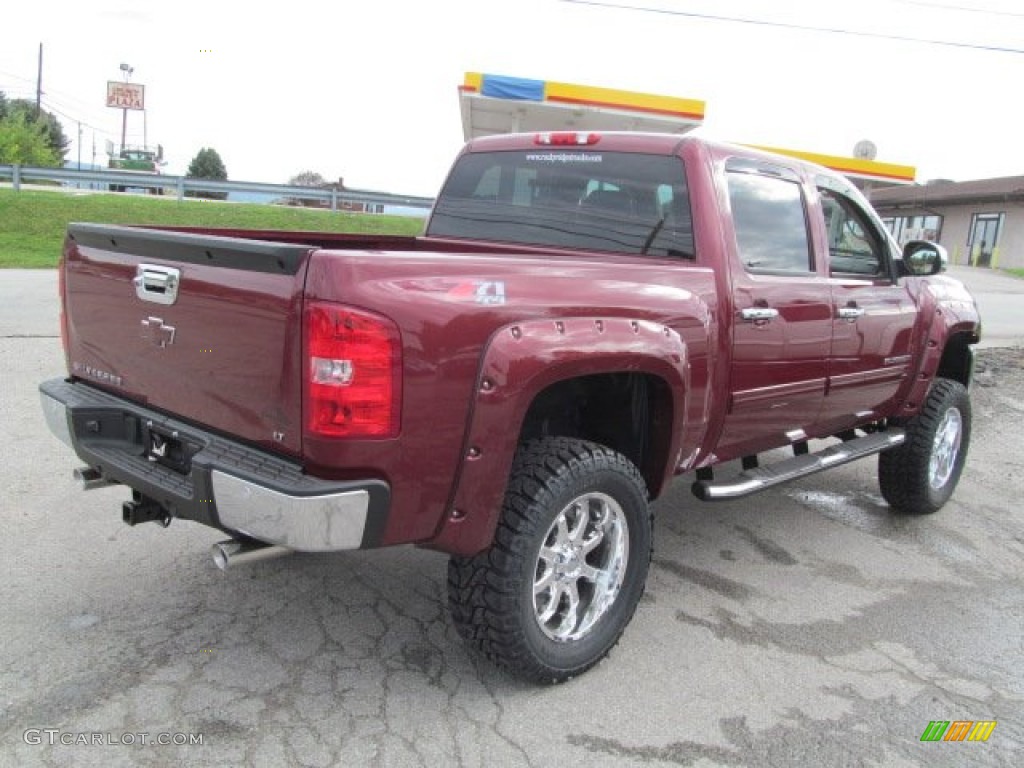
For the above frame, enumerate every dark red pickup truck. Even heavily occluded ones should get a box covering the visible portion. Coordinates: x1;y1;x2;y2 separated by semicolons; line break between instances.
41;132;980;682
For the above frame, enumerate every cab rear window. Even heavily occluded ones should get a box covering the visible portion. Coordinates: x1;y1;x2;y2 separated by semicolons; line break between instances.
427;150;694;259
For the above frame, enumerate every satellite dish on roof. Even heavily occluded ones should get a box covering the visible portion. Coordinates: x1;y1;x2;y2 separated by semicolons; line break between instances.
853;140;878;160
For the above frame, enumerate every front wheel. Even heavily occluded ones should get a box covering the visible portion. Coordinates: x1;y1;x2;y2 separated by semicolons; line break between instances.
879;377;971;514
448;437;652;683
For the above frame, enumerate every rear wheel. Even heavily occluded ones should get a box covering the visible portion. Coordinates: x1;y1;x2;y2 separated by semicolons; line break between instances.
448;437;652;683
879;377;970;514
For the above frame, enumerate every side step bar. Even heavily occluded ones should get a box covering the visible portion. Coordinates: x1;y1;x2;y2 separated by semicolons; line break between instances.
692;429;905;501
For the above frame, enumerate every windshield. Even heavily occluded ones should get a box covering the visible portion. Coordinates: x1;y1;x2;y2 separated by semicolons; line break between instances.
427;149;694;259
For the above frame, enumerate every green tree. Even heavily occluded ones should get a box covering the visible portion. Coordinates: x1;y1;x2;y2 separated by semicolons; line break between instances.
0;92;70;161
0;111;61;166
288;170;326;187
185;147;228;200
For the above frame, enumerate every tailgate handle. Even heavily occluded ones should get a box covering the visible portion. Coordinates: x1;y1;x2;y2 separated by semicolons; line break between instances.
134;264;180;305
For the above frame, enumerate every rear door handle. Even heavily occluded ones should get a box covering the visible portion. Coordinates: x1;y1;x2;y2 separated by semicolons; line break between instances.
837;306;865;320
740;307;779;322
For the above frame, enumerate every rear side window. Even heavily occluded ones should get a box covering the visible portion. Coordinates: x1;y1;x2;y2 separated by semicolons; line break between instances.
727;171;812;273
427;150;694;258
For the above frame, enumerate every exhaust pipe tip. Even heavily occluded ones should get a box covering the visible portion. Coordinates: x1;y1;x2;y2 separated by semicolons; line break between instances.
212;540;238;571
212;539;292;570
74;466;118;491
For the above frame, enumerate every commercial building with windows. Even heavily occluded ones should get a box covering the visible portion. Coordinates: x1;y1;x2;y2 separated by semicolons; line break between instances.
869;176;1024;269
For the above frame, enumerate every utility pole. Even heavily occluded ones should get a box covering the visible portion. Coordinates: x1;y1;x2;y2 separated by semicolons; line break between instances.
35;43;43;116
77;122;83;171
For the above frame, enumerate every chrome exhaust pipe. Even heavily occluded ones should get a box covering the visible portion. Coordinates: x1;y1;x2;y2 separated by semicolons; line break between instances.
73;466;118;491
212;539;292;570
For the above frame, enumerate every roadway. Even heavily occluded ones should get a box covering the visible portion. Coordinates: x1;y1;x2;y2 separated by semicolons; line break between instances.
1;266;1021;766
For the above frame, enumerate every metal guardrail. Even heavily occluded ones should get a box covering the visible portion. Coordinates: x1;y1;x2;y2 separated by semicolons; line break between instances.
0;164;436;212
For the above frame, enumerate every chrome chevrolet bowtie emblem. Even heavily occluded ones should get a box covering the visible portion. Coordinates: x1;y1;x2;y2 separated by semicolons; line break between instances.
141;316;176;348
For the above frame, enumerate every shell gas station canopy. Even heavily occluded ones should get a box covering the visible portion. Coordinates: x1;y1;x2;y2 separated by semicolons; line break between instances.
458;72;915;189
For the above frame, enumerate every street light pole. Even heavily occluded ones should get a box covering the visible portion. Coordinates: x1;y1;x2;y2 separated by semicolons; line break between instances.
119;63;133;152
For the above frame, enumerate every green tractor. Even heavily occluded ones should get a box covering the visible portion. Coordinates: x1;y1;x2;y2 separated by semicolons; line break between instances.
108;145;165;194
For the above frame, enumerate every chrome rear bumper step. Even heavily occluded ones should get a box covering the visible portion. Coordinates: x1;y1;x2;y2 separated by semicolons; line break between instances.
692;429;906;501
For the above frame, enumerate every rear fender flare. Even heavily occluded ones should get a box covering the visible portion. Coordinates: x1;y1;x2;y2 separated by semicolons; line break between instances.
429;316;689;556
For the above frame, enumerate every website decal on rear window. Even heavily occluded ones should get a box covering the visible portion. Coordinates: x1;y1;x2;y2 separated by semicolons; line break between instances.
525;153;603;164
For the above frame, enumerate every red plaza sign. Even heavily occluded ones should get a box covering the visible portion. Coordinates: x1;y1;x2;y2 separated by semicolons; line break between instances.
106;81;145;111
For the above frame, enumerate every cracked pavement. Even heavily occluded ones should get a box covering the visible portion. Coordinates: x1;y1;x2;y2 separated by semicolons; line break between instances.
1;270;1022;767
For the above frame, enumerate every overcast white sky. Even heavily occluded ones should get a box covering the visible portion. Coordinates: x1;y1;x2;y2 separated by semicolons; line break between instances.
2;0;1022;196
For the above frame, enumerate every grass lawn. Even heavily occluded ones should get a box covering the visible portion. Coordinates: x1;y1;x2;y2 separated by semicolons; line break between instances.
1002;267;1024;279
0;189;425;268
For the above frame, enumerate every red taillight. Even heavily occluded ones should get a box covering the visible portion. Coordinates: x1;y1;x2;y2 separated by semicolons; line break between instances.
534;132;600;146
304;302;401;439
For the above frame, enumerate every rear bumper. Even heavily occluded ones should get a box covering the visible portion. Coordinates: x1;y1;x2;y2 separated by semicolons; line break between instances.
39;378;390;552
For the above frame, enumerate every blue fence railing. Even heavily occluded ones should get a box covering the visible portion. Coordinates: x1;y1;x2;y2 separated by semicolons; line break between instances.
0;164;436;213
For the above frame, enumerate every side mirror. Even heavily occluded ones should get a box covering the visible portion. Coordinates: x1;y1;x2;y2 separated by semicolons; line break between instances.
900;240;946;277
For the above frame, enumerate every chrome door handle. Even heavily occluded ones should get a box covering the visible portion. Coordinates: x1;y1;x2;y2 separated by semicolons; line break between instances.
837;306;865;320
134;264;180;305
740;307;779;322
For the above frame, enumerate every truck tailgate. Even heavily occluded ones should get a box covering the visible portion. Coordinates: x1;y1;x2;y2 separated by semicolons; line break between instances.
63;223;312;456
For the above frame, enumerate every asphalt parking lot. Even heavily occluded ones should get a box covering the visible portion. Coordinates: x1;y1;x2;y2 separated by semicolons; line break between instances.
1;268;1021;767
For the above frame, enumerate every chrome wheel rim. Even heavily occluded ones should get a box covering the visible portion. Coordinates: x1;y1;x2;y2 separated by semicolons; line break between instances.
929;407;962;490
533;492;629;642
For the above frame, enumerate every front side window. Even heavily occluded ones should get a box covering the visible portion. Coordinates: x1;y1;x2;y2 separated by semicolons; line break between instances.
818;188;887;277
427;150;694;258
727;171;812;273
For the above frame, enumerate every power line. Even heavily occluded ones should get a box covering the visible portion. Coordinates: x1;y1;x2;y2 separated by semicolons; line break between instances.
561;0;1024;54
42;96;115;133
0;88;39;101
893;0;1024;18
0;68;107;117
38;85;111;119
1;65;128;129
0;69;37;86
0;88;114;136
40;100;107;133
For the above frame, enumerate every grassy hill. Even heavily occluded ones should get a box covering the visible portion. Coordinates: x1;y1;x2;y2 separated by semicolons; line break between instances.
0;189;425;268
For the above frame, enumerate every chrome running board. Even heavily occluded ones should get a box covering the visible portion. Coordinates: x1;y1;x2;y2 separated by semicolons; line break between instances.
691;429;906;501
